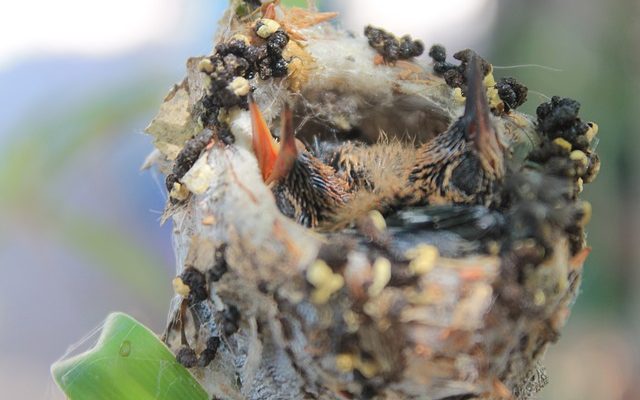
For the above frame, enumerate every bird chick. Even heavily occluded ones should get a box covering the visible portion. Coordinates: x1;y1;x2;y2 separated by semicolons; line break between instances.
403;55;506;207
327;56;507;229
249;95;350;227
318;139;417;230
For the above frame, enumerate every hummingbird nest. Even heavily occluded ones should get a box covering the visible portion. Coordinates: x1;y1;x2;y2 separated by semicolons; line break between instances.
144;1;600;399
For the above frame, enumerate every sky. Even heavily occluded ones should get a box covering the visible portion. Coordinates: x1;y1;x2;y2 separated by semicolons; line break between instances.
0;0;181;69
0;0;495;71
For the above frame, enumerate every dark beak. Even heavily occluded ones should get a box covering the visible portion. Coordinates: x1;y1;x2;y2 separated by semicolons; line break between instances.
463;56;505;177
266;103;298;184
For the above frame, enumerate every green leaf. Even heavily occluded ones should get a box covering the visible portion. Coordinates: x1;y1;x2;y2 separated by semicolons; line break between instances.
52;312;208;400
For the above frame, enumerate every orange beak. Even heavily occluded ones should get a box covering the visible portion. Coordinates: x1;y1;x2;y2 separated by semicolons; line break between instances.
249;94;279;181
249;95;298;183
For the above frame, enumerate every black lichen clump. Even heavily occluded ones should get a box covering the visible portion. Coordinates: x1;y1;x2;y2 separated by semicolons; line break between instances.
429;47;491;93
196;27;290;134
428;44;457;75
165;129;214;194
535;97;590;151
428;44;446;63
364;25;424;63
197;336;221;367
529;96;600;184
214;38;258;77
495;77;528;112
179;267;209;304
258;28;290;79
197;40;255;129
176;346;198;368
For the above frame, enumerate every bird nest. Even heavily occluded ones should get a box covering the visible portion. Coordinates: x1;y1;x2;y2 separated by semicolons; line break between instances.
144;1;600;399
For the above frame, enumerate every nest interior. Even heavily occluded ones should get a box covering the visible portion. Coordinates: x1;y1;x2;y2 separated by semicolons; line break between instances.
144;2;600;399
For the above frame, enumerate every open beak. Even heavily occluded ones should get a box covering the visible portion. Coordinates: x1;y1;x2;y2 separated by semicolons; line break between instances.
249;94;279;181
249;94;298;183
463;56;505;177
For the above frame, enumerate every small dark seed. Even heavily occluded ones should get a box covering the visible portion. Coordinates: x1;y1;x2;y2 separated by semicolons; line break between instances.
176;346;198;368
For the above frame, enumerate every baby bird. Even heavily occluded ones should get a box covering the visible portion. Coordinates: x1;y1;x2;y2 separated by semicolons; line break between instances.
249;96;350;227
402;55;506;207
329;56;507;227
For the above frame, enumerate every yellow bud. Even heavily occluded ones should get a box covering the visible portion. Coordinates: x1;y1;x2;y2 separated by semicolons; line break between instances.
368;210;387;231
197;58;213;73
368;257;391;297
406;244;439;275
552;137;572;153
256;19;280;38
172;277;190;298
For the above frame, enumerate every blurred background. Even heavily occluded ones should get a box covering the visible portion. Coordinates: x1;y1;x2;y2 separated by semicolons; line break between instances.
0;0;637;398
